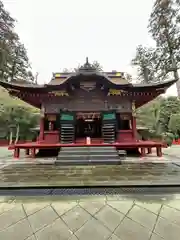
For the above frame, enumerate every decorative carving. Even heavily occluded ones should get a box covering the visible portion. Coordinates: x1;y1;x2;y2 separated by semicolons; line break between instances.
107;89;127;96
54;73;61;78
132;101;136;116
7;88;20;93
51;90;69;96
115;72;121;76
78;57;97;72
80;81;96;91
46;114;56;121
120;114;131;120
77;112;101;119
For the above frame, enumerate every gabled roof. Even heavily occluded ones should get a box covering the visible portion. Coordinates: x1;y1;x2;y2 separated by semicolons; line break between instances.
0;72;177;93
0;58;177;109
0;58;177;92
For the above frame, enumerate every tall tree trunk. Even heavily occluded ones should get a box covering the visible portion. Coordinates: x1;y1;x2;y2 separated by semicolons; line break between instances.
166;31;180;97
174;71;180;97
15;124;19;144
9;130;13;145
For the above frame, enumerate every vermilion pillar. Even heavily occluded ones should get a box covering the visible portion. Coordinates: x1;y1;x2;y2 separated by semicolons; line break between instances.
39;117;44;141
131;116;137;140
39;105;45;141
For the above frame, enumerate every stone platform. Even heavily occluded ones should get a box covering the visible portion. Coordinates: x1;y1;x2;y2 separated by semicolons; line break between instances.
0;146;180;239
0;146;180;187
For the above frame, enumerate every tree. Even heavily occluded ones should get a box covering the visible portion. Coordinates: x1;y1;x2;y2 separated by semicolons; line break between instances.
0;1;32;82
91;61;103;72
158;96;180;131
74;60;103;72
132;45;169;83
168;114;180;136
132;45;155;83
148;0;180;95
9;42;30;81
0;1;17;80
137;97;163;135
0;104;39;141
137;96;180;144
26;70;35;83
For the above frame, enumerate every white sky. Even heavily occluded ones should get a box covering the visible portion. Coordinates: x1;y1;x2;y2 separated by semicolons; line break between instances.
3;0;177;95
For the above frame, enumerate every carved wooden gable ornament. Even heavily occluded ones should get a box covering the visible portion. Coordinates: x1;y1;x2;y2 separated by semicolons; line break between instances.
80;81;96;91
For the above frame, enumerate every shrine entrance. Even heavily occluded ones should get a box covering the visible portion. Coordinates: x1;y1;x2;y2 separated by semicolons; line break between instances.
75;113;102;139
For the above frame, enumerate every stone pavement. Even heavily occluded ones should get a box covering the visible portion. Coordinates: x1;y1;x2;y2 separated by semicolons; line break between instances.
0;146;180;239
163;145;180;157
0;195;180;240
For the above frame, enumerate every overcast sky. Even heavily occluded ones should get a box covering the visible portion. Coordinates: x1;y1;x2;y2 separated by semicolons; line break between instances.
3;0;177;95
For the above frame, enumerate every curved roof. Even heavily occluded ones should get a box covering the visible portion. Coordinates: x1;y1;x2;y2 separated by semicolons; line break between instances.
0;76;177;92
0;58;177;92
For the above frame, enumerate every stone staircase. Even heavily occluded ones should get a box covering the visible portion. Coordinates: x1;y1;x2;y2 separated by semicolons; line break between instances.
55;146;124;165
102;123;116;143
60;124;75;144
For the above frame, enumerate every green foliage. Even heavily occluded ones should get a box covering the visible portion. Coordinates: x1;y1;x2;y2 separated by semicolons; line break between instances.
0;103;40;139
132;45;163;83
132;0;180;87
0;105;39;139
0;87;39;140
0;1;34;82
168;114;180;134
137;97;163;132
148;0;180;82
162;132;174;146
137;96;180;141
158;96;180;131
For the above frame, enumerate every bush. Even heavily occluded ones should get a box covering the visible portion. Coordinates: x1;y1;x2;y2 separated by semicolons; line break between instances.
162;132;174;146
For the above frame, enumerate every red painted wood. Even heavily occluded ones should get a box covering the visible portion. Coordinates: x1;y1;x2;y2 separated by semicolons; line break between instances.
172;139;180;145
147;148;152;154
131;116;137;139
75;138;103;144
117;130;134;142
10;139;164;158
140;147;146;157
31;148;36;158
43;131;59;143
9;141;163;149
39;117;44;141
156;147;162;157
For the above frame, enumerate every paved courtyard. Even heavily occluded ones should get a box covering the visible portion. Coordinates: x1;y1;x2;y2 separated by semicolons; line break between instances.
0;195;180;240
0;146;180;239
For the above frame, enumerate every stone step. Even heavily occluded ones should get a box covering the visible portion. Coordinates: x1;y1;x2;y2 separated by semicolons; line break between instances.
60;131;74;133
60;151;117;155
60;146;116;150
55;158;121;166
59;153;116;156
60;148;117;152
88;146;116;149
61;129;74;132
57;154;120;159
